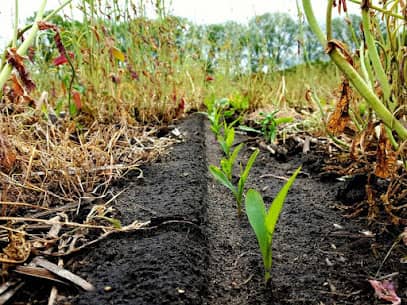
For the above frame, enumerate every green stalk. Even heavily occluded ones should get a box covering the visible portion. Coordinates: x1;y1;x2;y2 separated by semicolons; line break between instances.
329;49;407;140
348;0;404;19
302;0;407;141
359;41;374;89
302;0;326;46
0;0;47;91
326;0;334;40
361;7;392;103
12;0;18;48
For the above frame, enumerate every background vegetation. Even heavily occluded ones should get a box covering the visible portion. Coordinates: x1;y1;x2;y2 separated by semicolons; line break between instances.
15;1;362;125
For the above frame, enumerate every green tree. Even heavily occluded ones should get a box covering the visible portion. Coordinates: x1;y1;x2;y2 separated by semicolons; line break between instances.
247;13;298;71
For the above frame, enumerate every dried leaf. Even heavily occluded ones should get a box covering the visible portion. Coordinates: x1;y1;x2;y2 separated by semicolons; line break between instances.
368;279;401;305
339;0;348;13
402;227;407;246
361;0;370;10
327;80;351;135
111;47;125;61
11;74;24;97
0;280;24;304
6;48;36;92
72;90;82;110
14;266;68;285
366;182;378;221
0;231;31;264
33;257;95;291
0;134;16;173
375;125;397;178
326;40;354;65
37;22;66;56
53;52;74;66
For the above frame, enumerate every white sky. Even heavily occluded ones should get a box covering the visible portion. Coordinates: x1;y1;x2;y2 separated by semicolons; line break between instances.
0;0;359;46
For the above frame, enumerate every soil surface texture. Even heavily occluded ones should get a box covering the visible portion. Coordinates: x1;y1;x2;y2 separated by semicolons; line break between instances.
13;113;407;304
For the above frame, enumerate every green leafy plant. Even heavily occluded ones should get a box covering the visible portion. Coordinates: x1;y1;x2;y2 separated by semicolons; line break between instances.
259;111;293;143
228;92;249;116
220;143;243;180
245;166;301;283
209;148;259;217
204;96;231;136
217;119;240;156
239;110;293;143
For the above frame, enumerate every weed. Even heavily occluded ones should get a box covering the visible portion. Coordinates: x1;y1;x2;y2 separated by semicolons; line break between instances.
239;110;293;143
245;166;301;283
258;111;293;143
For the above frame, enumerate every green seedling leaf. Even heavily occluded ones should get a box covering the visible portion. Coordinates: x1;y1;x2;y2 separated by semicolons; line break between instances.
229;143;243;167
245;166;301;282
225;126;235;152
245;189;270;268
221;143;243;180
240;149;260;188
237;149;259;213
69;101;78;117
209;165;237;195
265;166;301;236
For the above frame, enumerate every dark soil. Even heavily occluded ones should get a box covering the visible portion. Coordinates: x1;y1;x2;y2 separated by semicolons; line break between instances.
11;113;407;304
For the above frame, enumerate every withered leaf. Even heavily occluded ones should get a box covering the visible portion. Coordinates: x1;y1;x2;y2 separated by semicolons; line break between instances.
33;257;95;291
0;134;17;173
0;231;31;264
327;80;352;135
366;182;378;222
37;21;67;58
14;266;68;285
11;74;24;97
326;40;354;66
375;125;397;178
6;48;36;92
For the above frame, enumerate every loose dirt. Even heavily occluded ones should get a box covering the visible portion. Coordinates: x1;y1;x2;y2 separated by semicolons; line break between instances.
11;113;406;304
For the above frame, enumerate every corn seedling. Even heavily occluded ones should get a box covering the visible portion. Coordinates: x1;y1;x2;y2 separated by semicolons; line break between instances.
204;96;231;136
217;119;240;156
220;143;244;180
245;166;301;283
209;149;259;217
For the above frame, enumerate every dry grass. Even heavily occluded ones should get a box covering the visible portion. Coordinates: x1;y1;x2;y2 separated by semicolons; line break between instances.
0;97;176;275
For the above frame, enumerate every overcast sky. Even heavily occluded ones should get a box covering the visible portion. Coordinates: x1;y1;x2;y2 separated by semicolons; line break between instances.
0;0;359;46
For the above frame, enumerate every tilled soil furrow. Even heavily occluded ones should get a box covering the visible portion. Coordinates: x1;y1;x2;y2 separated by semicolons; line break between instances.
72;114;210;305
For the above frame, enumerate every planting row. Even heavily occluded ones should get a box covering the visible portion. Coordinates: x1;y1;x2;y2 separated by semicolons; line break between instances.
204;95;300;283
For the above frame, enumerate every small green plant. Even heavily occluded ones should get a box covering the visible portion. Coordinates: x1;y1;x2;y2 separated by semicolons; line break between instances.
204;96;231;136
245;166;301;283
239;110;293;143
217;119;240;156
259;111;293;143
209;148;259;217
220;143;243;180
228;93;249;116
